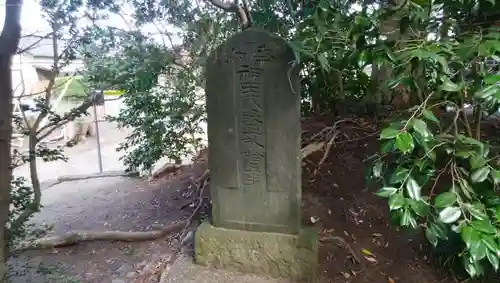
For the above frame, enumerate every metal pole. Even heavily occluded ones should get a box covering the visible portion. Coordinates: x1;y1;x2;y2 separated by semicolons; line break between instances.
93;102;103;173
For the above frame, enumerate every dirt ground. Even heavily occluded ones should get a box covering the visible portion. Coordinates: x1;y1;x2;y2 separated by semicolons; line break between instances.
7;115;500;283
301;115;499;283
8;161;208;283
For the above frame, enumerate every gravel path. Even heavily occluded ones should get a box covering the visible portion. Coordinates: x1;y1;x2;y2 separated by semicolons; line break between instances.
8;165;202;282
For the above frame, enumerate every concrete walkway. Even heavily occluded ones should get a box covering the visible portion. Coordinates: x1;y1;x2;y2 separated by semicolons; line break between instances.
13;121;130;184
161;255;288;283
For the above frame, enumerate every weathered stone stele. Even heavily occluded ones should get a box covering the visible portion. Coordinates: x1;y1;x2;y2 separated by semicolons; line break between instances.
195;28;318;281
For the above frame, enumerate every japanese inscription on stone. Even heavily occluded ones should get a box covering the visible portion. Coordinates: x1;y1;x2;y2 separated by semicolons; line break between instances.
205;29;301;234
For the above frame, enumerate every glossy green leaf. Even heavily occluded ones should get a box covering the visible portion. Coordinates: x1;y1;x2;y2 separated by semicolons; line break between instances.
461;226;480;249
317;53;330;72
406;178;421;200
421;109;439;124
372;162;383;178
493;170;500;184
484;74;500;85
471;220;496;234
425;226;439;247
409;199;430;217
439;206;462;223
431;222;449;239
482;235;500;254
434;191;457;208
411;118;431;138
470;241;488;261
380;128;399;139
475;85;498;99
389;192;405;210
400;209;414;227
466;203;488;220
471;167;491;183
389;167;410;184
375;187;398;198
440;79;460;92
487;250;499;271
381;140;394;154
469;154;487;170
395;132;414;154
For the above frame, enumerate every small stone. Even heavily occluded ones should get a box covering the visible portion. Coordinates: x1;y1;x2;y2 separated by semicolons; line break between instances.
105;259;113;264
111;279;125;283
126;271;136;278
136;260;147;269
115;264;133;275
181;231;194;245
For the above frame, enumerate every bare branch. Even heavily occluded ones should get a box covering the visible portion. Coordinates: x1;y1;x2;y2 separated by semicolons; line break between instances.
205;0;249;29
16;32;54;54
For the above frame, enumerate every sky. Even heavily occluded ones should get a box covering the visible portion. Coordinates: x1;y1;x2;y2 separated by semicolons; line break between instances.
0;0;45;33
0;0;182;45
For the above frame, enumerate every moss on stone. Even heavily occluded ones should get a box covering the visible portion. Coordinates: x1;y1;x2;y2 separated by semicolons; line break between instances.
195;221;318;282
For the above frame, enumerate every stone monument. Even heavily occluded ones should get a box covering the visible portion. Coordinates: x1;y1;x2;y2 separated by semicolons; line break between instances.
195;28;318;281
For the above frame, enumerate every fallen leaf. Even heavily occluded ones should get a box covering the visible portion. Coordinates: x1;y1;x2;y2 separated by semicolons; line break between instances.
310;216;320;224
388;277;396;283
361;249;374;256
364;256;377;264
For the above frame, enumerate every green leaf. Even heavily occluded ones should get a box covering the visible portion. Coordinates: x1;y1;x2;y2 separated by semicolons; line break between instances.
411;118;431;138
465;203;488;220
469;154;487;170
482;235;500;254
409;199;430;217
440;79;460;92
436;55;449;73
431;222;449;239
486;250;499;271
484;74;500;85
471;220;497;234
395;132;414;154
317;53;330;72
470;240;488;261
380;128;399;139
405;178;421;200
372;162;383;178
475;85;498;99
434;191;457;208
471;166;491;183
461;225;481;249
425;226;438;247
400;209;415;227
389;192;405;210
494;170;500;184
439;206;462;223
381;140;394;154
375;187;398;198
421;109;439;124
389;167;410;184
464;257;478;277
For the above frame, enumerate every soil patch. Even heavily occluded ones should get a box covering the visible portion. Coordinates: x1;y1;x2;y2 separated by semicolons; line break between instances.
8;161;207;283
300;115;498;283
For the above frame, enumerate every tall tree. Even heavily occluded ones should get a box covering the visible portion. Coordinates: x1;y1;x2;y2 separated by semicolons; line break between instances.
0;0;23;281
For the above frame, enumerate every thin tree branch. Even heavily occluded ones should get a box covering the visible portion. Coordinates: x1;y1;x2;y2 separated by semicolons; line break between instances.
205;0;249;29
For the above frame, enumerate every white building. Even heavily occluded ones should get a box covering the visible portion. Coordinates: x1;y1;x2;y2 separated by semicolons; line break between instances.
12;35;84;100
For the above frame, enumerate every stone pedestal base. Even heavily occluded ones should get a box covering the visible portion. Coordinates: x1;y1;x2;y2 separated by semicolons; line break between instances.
195;221;318;282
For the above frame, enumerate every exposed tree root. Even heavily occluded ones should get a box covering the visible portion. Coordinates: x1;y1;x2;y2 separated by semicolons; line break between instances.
320;235;362;265
14;221;187;251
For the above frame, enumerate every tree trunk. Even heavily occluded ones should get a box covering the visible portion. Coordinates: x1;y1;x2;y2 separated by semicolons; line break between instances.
0;0;23;280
